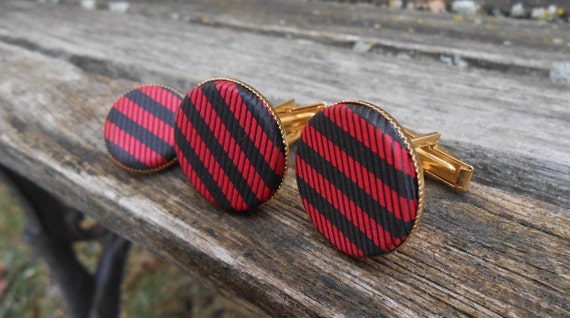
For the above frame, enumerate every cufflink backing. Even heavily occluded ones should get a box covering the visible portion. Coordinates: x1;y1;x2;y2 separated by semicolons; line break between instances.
295;100;473;258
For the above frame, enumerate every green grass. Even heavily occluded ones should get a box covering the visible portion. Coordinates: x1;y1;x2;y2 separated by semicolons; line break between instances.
0;181;257;318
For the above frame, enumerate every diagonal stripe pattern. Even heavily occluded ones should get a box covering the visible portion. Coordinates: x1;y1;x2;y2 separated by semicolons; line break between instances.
295;102;421;257
104;85;182;172
174;79;287;212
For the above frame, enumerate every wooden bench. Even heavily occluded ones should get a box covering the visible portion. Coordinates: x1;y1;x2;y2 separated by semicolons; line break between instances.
0;0;568;316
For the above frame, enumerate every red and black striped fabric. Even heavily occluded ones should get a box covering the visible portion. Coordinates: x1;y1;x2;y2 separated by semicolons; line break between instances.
295;101;423;258
104;85;182;172
174;79;288;212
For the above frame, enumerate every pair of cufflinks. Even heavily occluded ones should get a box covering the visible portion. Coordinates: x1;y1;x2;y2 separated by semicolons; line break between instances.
104;78;473;258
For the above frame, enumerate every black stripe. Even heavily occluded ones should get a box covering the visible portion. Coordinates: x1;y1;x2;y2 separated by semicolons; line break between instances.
309;111;418;201
297;177;383;256
174;125;233;209
105;139;150;170
179;95;262;209
297;141;414;239
201;82;284;190
345;103;405;149
125;89;176;127
334;104;416;229
234;83;284;141
161;87;182;127
107;108;173;158
344;103;419;224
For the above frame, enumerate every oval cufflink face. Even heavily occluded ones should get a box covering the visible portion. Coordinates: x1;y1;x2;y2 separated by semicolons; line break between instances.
174;79;288;212
295;101;424;258
104;84;182;172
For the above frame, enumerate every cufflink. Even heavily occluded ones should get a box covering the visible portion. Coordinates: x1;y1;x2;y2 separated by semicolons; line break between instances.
104;84;183;173
174;78;324;211
295;100;473;257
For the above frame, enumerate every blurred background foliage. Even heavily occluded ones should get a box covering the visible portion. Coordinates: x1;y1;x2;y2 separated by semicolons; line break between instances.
0;181;257;318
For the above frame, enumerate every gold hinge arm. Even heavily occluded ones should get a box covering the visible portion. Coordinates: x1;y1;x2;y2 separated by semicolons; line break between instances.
275;100;326;144
405;128;473;192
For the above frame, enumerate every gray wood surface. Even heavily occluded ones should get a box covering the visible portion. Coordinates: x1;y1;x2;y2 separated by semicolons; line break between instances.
124;0;570;75
0;1;568;317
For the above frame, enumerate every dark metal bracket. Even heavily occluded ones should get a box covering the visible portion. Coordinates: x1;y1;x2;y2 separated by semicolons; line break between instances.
0;166;131;318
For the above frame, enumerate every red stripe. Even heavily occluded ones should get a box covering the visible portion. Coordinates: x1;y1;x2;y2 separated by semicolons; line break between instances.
193;88;274;204
114;96;174;144
302;198;365;258
302;125;416;222
301;146;349;254
105;121;167;167
189;88;274;203
177;108;249;210
176;142;216;205
297;157;404;252
325;104;416;177
215;81;284;174
196;88;230;205
138;85;181;112
298;152;348;253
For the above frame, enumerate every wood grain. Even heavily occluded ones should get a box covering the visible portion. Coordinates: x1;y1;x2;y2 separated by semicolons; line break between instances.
2;0;569;207
0;1;568;317
122;0;570;75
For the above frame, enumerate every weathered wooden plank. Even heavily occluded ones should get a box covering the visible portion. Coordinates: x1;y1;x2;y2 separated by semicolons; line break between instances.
0;1;568;317
1;0;568;207
120;0;570;74
0;42;568;316
317;0;570;9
